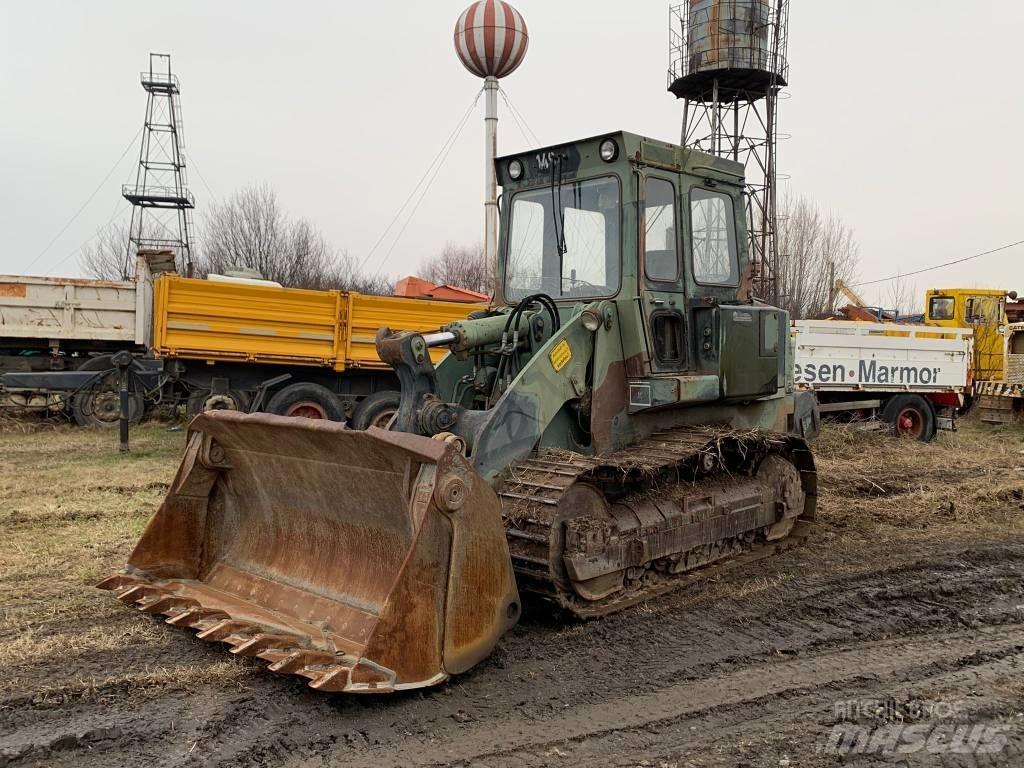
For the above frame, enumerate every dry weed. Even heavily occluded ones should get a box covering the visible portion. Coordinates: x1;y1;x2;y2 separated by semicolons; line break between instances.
814;419;1024;542
0;424;190;701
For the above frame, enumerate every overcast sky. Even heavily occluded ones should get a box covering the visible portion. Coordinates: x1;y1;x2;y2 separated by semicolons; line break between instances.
2;1;1022;307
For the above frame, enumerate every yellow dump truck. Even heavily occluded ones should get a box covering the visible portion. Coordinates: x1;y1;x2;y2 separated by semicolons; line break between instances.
0;253;484;427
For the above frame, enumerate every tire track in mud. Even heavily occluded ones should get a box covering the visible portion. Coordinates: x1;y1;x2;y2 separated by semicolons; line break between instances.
498;656;1024;768
319;626;1024;766
2;540;1022;768
194;542;1024;767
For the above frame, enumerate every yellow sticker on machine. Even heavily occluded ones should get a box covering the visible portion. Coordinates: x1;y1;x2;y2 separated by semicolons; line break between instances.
549;339;572;372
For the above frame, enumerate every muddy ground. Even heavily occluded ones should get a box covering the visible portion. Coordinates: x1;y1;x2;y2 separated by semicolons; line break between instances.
1;419;1023;767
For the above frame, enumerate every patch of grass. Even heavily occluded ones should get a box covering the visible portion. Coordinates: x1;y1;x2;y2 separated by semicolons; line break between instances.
0;424;192;700
813;419;1024;544
3;661;251;708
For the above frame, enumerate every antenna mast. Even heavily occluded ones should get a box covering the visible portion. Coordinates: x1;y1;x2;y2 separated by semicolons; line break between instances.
122;53;195;277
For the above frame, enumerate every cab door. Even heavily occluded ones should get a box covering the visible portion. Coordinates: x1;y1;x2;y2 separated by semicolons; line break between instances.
640;173;687;373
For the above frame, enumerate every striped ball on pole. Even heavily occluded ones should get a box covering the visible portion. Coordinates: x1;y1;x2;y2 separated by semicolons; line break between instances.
454;0;529;80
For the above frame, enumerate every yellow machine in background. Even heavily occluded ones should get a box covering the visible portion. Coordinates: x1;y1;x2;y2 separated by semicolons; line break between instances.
923;288;1008;381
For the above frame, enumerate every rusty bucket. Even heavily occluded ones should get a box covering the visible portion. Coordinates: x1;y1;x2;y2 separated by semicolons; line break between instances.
98;411;520;693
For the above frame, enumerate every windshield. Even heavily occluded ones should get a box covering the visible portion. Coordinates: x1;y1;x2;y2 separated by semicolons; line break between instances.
504;176;621;301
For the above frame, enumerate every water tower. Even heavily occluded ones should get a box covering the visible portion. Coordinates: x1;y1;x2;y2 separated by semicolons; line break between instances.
454;0;529;281
669;1;790;303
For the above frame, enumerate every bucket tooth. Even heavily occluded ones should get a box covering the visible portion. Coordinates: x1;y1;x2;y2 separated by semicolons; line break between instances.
255;648;293;666
267;650;335;675
196;619;251;642
138;595;197;615
117;585;162;605
308;665;353;693
296;666;329;682
96;574;144;592
166;607;227;627
223;632;253;648
229;633;299;657
190;616;231;633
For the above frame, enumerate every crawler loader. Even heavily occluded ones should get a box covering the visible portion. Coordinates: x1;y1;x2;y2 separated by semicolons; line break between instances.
100;132;817;693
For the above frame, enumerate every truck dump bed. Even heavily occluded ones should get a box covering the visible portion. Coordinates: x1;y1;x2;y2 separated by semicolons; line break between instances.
151;275;483;370
0;274;146;348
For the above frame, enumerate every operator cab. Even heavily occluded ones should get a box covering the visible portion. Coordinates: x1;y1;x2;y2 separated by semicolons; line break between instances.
496;132;785;404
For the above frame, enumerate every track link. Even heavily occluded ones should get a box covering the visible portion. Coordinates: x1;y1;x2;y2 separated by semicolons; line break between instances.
499;427;817;616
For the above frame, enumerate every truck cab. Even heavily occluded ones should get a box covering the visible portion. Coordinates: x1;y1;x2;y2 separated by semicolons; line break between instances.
924;288;1008;381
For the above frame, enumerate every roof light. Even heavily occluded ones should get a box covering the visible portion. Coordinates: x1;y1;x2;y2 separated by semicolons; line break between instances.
599;139;618;162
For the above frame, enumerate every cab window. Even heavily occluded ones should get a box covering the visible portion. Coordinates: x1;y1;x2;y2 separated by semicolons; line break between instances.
928;296;954;320
966;296;1000;324
644;177;678;282
505;176;621;300
690;188;738;285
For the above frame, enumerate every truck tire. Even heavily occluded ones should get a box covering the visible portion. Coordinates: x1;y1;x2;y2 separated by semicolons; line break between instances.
266;382;345;421
71;355;145;428
187;389;251;417
349;391;401;430
881;394;936;441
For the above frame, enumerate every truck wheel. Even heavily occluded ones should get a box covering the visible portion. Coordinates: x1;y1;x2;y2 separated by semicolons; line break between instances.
881;394;936;441
266;382;345;421
187;389;251;416
350;391;401;430
71;355;145;428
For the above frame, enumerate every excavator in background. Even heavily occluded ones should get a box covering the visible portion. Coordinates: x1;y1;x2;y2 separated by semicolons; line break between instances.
831;279;891;323
99;132;817;693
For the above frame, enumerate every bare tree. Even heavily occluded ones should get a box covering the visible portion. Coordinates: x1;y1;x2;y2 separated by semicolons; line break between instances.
80;184;389;293
80;222;132;281
881;273;917;318
80;221;188;280
326;249;393;295
775;192;861;319
419;242;489;294
196;183;388;292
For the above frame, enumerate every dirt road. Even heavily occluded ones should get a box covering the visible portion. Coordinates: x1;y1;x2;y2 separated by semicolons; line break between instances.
2;421;1023;767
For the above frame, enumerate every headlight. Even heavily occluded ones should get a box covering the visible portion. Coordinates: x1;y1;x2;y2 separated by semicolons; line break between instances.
508;158;524;180
599;139;618;162
581;308;602;332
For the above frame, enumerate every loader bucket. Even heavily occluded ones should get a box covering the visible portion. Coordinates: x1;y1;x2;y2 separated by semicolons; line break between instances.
98;411;520;693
